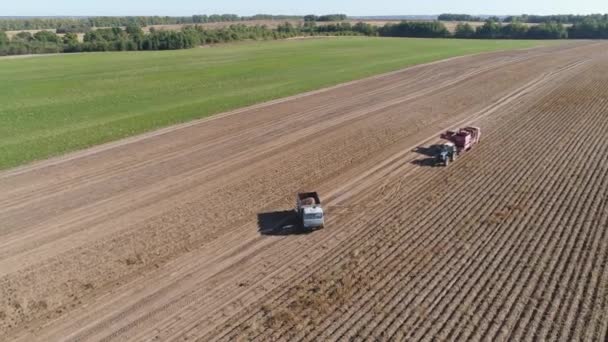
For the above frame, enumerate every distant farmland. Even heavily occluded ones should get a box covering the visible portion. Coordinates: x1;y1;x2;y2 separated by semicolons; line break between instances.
0;37;550;169
4;20;547;42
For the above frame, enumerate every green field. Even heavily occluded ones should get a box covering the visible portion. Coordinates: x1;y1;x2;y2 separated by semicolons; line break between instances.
0;37;554;169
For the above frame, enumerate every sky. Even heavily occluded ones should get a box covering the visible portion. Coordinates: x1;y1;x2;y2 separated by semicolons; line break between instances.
2;0;606;17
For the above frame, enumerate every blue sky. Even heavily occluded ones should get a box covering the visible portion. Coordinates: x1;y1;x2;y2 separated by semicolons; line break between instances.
2;0;606;16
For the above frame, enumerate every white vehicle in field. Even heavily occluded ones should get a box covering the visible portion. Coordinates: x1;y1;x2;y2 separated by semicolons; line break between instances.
296;192;325;230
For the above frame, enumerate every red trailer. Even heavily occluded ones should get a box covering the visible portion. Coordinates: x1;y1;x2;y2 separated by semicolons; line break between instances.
440;126;481;153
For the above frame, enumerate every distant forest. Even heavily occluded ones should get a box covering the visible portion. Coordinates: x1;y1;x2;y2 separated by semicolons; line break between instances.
504;14;608;24
0;15;302;31
4;13;608;31
438;13;608;24
438;14;486;22
0;21;377;55
2;13;608;56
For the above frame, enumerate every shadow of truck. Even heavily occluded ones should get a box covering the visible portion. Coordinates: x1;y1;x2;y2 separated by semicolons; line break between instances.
257;210;311;236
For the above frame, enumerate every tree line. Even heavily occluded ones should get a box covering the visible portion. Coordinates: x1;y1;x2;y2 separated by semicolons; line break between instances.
374;20;569;39
0;22;377;55
379;21;450;38
0;15;302;31
4;13;608;32
438;14;484;22
4;18;608;56
453;21;568;39
439;13;608;24
303;14;348;22
380;19;608;40
0;30;71;55
503;14;608;24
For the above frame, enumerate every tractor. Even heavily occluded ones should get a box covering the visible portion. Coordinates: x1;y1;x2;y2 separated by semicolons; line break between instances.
436;126;481;167
435;142;457;167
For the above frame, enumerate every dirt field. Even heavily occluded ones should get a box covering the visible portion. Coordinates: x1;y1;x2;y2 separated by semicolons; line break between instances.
1;41;608;341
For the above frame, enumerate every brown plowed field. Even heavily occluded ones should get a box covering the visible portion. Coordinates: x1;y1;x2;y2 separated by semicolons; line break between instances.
1;41;608;341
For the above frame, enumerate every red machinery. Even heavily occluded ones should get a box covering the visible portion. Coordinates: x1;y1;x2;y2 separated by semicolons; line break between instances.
440;126;481;153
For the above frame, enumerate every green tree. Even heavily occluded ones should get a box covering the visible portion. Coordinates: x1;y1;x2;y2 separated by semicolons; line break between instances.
317;14;347;22
475;20;502;38
63;32;79;44
488;16;502;23
454;23;475;38
62;32;82;52
568;19;608;39
126;24;145;49
277;22;297;34
0;30;8;46
438;14;482;22
33;30;60;43
126;24;144;37
380;21;449;38
13;31;33;42
501;21;528;39
528;22;568;39
353;22;377;36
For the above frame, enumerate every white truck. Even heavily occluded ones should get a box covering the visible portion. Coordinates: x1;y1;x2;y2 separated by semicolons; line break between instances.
296;192;325;230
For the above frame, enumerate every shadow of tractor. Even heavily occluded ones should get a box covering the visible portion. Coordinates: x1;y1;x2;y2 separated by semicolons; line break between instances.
412;145;442;167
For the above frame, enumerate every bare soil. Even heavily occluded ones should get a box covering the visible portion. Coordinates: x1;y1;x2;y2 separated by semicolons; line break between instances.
1;41;607;341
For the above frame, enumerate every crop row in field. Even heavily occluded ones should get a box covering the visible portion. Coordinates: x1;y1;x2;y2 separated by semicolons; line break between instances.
209;50;608;342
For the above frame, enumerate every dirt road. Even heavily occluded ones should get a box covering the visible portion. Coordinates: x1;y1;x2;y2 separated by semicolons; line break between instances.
1;41;607;341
